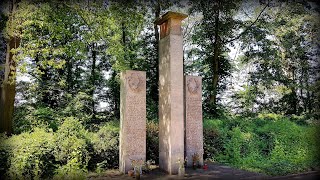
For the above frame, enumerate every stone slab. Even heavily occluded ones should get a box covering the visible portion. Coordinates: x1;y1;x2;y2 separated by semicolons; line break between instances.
185;75;203;167
119;70;146;173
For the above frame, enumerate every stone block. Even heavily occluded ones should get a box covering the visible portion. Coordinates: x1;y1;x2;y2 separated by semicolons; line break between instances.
119;70;146;173
185;75;203;167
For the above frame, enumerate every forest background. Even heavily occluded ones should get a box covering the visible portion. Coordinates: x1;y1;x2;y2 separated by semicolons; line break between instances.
0;0;319;179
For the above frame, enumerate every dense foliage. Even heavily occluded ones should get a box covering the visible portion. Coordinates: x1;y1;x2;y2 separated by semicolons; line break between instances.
1;116;319;178
0;118;120;179
203;115;320;175
233;1;320;116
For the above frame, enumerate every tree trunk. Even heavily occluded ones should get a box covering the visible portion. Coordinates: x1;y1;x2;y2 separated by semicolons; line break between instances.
306;83;312;113
90;43;97;121
122;22;126;46
66;58;73;94
290;66;297;114
34;54;54;107
304;66;312;114
151;0;160;103
0;37;20;135
154;1;160;48
299;66;305;112
210;1;220;107
0;0;20;135
112;71;120;119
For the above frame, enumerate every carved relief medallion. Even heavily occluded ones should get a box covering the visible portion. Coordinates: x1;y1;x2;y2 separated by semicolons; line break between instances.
127;72;143;92
187;77;200;94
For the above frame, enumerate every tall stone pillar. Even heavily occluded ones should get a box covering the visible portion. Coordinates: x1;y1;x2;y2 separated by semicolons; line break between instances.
185;75;203;167
155;11;187;175
119;70;146;173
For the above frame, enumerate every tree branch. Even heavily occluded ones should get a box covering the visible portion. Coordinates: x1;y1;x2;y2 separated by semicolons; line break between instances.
223;2;269;44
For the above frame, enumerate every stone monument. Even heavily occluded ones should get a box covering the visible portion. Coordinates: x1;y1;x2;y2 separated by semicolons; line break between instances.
155;11;188;174
119;70;146;173
185;75;203;167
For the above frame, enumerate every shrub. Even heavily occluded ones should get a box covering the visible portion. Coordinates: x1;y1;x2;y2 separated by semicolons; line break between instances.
257;113;284;121
261;120;320;175
62;92;92;123
0;133;9;179
219;127;245;165
89;121;120;171
13;105;59;134
53;117;90;176
204;117;320;175
146;120;159;164
5;128;56;179
53;159;87;180
203;119;225;161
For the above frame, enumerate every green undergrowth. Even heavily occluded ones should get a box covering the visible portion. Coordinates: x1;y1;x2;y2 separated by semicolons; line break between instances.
1;114;319;179
0;117;120;180
203;114;320;176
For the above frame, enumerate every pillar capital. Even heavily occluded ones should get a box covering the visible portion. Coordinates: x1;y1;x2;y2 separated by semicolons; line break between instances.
155;11;188;25
155;11;188;39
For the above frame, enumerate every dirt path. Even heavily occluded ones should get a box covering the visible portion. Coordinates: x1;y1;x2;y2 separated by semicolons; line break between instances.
87;162;320;180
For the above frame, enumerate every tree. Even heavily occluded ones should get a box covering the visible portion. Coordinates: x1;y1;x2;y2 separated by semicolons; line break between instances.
139;0;177;119
8;0;150;127
0;0;21;135
187;0;242;116
6;0;122;128
239;0;319;115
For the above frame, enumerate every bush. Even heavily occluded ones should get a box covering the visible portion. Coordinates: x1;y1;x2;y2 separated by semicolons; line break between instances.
257;113;284;121
204;117;320;175
53;117;90;175
89;121;120;171
13;105;60;134
4;128;56;179
0;134;9;179
203;119;225;161
260;120;320;175
62;92;92;123
1;117;123;179
7;111;317;177
146;120;159;164
53;159;87;180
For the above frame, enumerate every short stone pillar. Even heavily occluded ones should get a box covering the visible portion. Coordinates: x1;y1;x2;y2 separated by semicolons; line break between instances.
155;11;187;175
119;70;146;173
185;76;203;167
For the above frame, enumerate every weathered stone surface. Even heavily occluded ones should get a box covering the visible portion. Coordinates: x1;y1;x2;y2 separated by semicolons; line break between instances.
119;70;146;173
157;11;187;175
185;75;203;167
